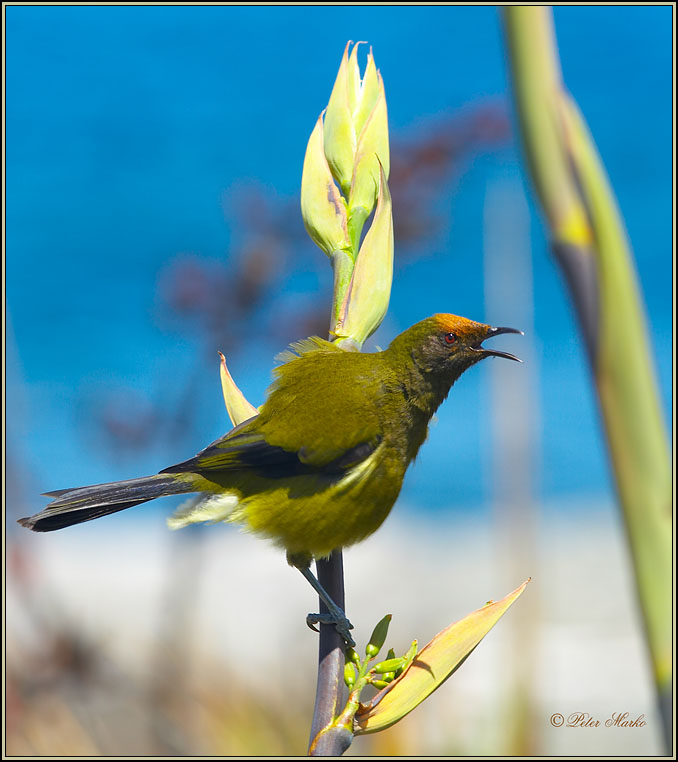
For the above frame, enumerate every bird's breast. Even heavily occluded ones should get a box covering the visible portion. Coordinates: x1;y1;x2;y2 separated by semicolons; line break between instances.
240;441;407;559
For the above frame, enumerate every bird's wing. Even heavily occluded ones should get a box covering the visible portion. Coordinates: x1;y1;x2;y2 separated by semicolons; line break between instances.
161;422;381;480
258;343;385;469
162;343;385;480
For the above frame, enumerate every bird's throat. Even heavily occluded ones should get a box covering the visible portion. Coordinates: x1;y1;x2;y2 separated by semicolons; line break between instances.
393;354;458;420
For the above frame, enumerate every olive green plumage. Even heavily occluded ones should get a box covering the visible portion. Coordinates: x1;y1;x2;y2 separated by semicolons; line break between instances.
19;314;521;561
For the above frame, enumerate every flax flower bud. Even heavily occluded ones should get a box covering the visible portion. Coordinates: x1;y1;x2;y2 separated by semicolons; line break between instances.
301;42;393;351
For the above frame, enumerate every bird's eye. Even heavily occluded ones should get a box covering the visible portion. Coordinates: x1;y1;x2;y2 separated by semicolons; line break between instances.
443;332;457;346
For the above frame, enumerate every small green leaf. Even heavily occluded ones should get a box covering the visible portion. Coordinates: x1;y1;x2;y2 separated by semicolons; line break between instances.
346;204;371;257
344;661;357;688
335;163;393;348
346;647;361;665
345;42;361;113
372;657;405;675
324;42;357;194
329;249;356;339
371;679;391;690
351;49;380;139
349;75;390;215
355;580;530;734
365;613;392;658
300;114;351;258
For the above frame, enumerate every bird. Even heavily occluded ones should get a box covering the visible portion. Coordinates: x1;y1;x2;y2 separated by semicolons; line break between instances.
19;313;521;645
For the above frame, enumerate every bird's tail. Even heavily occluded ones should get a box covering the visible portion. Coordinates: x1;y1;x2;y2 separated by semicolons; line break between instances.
18;473;195;532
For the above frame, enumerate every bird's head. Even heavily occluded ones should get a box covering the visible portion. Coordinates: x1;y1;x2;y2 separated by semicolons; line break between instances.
389;313;523;382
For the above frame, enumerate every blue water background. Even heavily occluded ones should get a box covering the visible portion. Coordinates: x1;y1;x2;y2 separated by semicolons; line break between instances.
6;6;673;524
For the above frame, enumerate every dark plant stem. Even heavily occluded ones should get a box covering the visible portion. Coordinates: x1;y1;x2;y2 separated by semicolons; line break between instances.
308;550;351;756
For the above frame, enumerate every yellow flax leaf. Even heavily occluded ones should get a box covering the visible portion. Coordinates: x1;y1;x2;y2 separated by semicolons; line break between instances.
355;579;530;734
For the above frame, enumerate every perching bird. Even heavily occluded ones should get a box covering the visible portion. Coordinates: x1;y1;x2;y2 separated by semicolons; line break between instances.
19;314;521;644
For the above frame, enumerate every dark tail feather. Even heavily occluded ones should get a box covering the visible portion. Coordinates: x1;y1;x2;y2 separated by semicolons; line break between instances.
18;500;149;531
19;474;195;532
41;487;78;498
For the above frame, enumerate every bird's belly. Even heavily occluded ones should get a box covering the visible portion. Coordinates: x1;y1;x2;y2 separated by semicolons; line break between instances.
239;451;404;558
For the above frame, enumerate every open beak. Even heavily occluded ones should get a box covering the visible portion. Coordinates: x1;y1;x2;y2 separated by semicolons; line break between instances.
474;325;523;362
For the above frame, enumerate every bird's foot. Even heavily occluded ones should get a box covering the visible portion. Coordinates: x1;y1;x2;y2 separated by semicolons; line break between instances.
306;612;355;648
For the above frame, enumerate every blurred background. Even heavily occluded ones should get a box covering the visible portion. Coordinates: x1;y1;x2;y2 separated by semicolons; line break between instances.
5;5;672;756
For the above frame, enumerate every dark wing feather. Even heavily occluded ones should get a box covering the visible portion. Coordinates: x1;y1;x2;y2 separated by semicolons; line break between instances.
162;426;381;480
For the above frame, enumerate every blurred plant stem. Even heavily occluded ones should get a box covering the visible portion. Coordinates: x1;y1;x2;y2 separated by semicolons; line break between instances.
484;177;539;755
503;6;672;749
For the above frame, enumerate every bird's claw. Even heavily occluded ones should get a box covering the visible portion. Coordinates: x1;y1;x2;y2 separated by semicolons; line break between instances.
306;612;356;648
